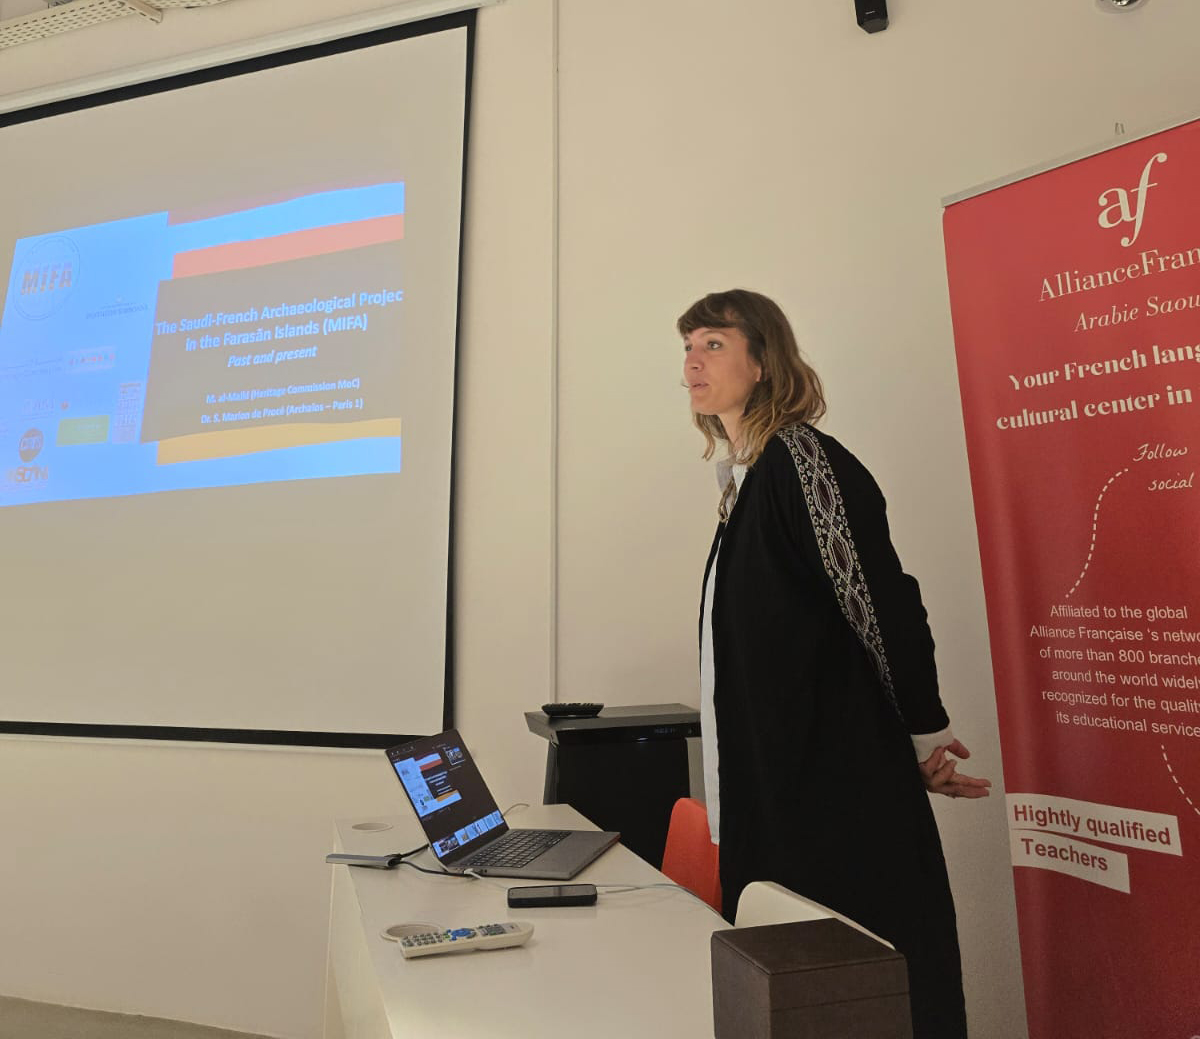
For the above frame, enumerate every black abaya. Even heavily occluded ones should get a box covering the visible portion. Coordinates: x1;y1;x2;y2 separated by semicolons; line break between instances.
702;423;968;1039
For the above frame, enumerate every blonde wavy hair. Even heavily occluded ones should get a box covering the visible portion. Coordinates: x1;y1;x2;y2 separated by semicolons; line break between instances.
677;289;826;471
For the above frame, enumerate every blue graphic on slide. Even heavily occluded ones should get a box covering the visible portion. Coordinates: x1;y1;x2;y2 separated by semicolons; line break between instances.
0;185;405;508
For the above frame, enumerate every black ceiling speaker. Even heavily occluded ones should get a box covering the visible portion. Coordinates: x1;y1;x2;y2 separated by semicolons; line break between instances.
855;0;888;32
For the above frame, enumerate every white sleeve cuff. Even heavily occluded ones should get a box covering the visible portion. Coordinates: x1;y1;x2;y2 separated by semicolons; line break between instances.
911;726;955;762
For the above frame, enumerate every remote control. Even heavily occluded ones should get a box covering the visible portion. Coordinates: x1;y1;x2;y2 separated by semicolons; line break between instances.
397;922;534;959
541;702;603;718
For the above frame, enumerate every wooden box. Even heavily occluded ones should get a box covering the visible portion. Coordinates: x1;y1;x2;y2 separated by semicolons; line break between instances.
711;918;912;1039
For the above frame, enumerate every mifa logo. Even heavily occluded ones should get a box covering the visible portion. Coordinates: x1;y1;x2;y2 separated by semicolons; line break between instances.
14;235;80;320
1097;152;1167;248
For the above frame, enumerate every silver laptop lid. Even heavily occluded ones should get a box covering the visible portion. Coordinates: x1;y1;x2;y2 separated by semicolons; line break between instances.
385;729;510;867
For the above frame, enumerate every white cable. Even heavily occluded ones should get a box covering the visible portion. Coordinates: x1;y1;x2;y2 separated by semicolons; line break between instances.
595;882;688;894
463;868;511;890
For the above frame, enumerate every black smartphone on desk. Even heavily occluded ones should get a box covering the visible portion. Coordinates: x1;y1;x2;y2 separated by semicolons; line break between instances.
507;883;598;907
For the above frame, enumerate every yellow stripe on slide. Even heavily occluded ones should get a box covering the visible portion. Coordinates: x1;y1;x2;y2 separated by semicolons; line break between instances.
155;418;402;464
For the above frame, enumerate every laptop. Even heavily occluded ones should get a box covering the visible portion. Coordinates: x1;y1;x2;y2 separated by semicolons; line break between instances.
385;729;620;879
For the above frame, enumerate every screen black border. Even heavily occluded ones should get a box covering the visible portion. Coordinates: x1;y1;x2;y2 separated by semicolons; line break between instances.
0;9;475;749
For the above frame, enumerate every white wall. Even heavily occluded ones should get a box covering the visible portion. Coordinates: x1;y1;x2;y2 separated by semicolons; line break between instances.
4;0;1200;1036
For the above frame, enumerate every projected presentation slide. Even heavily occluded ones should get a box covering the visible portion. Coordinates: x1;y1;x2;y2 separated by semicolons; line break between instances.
0;15;467;739
0;183;406;507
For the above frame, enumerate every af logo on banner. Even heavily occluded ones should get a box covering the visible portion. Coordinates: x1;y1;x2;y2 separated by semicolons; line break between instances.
1097;151;1167;246
944;124;1200;1039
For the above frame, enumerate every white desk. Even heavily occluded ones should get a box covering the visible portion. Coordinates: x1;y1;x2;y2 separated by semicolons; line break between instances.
324;804;724;1039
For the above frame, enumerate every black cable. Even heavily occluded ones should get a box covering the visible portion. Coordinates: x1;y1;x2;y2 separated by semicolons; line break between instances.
374;841;431;869
396;855;473;879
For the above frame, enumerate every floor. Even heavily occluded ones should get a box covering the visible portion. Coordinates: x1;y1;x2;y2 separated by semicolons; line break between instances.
0;997;278;1039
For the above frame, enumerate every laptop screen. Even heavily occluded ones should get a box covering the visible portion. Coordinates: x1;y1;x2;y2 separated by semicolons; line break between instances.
386;730;510;864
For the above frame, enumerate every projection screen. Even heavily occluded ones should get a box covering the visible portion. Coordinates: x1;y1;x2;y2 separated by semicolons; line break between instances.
0;13;473;745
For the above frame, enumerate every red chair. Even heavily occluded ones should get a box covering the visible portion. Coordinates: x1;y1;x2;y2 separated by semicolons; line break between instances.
660;797;722;913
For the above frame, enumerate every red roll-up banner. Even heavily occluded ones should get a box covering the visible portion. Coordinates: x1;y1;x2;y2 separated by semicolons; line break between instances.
944;123;1200;1038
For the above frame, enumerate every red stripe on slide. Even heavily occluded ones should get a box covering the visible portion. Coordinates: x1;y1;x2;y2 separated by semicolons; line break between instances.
171;214;405;278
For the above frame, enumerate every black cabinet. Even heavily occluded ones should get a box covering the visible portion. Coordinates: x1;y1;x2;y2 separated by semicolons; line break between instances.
524;703;700;869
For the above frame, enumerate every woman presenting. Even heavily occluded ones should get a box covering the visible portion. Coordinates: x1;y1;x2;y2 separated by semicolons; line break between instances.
682;289;990;1039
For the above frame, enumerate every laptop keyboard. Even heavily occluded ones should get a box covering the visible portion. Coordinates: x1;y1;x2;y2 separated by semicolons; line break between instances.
459;829;569;868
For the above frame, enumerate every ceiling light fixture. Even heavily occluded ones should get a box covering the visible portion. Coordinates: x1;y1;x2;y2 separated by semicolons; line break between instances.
0;0;234;50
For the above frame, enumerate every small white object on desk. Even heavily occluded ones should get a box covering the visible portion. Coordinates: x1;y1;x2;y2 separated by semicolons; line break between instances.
395;922;534;959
